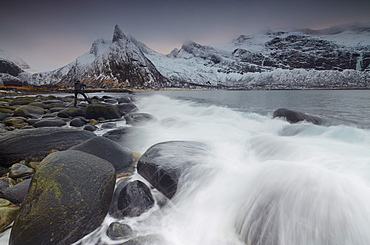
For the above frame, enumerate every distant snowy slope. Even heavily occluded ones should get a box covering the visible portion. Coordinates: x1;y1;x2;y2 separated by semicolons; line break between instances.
0;49;36;74
143;24;369;88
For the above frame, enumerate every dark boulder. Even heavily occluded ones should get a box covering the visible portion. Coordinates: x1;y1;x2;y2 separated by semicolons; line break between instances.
69;136;134;174
70;117;88;127
273;108;322;125
3;117;28;129
107;222;133;240
137;141;207;199
1;179;31;205
104;98;118;104
83;124;97;132
33;118;67;128
13;105;45;118
8;97;36;106
49;107;67;113
28;102;48;109
117;103;138;116
85;103;121;120
102;126;134;142
118;96;133;104
9;150;116;245
125;113;156;126
0;112;12;121
109;179;154;219
57;107;86;118
0;127;95;167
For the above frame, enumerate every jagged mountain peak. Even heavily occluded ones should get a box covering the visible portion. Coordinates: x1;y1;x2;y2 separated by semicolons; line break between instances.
112;24;126;43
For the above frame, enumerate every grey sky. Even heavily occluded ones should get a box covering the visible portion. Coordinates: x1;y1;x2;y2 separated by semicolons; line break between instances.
1;0;369;72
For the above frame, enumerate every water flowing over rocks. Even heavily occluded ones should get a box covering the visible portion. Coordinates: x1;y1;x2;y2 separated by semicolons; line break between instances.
119;234;171;245
125;113;157;126
137;141;208;199
0;92;340;245
9;150;116;245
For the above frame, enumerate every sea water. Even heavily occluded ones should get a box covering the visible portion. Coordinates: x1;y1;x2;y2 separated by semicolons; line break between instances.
76;90;370;245
2;90;370;245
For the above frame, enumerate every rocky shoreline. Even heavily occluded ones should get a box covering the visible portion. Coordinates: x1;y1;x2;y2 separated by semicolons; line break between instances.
0;93;172;245
0;92;323;244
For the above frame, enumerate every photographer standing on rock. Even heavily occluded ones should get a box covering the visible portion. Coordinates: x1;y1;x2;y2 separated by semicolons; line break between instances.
74;80;91;106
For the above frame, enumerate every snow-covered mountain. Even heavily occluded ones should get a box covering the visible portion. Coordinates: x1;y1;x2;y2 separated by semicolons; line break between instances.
143;24;369;89
0;49;36;86
1;23;369;89
27;25;170;89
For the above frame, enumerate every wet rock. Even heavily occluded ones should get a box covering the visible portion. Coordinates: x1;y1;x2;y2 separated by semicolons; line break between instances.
125;113;156;126
13;105;45;118
26;118;40;125
9;97;36;106
28;102;48;109
109;179;154;219
3;117;28;129
0;106;13;114
0;127;95;167
85;103;121;120
0;198;20;232
69;136;134;174
83;124;97;132
273;108;322;125
117;103;139;116
9;163;34;178
70;117;88;127
57;107;86;118
1;179;31;205
0;112;12;121
45;102;66;109
107;222;133;240
102;126;134;142
9;150;116;245
33;118;67;128
118;96;133;104
49;107;67;113
104;98;118;104
137;141;207;199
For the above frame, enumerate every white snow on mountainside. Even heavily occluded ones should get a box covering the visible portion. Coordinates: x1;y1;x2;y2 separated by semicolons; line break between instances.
1;23;369;89
142;24;370;88
0;49;36;74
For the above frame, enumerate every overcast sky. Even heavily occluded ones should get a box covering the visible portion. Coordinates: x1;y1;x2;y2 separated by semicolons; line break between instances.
1;0;369;72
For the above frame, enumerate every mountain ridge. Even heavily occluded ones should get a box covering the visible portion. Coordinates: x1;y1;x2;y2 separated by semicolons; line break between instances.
1;23;369;89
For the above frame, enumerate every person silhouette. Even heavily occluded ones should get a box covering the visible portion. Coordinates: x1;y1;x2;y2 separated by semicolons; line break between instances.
74;81;91;106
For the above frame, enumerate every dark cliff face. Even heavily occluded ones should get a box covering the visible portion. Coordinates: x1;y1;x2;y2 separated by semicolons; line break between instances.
264;34;369;71
0;59;22;76
230;34;369;72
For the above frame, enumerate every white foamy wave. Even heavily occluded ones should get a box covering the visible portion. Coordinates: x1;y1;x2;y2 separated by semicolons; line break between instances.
87;94;370;245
